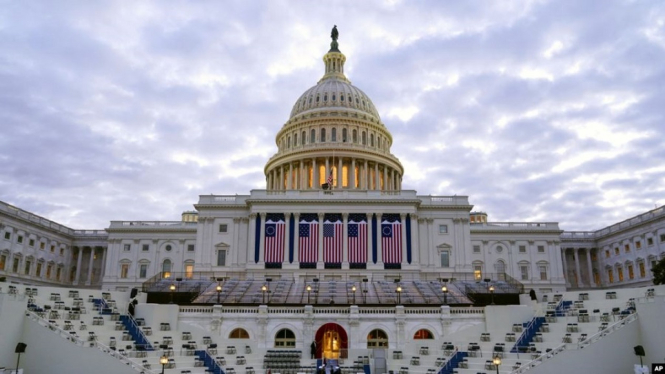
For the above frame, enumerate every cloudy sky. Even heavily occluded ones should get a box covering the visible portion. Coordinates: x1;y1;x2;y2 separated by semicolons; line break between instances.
1;0;664;231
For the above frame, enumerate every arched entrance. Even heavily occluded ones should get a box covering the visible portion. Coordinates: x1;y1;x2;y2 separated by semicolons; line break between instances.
315;323;348;359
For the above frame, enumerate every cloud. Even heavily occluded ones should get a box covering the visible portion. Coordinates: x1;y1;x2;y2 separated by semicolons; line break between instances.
0;0;663;232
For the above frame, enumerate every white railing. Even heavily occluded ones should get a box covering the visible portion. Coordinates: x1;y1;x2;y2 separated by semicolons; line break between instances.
511;313;638;373
179;305;486;316
471;222;559;229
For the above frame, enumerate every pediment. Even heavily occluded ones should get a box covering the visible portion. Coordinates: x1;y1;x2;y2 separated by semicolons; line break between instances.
436;243;452;250
215;242;230;249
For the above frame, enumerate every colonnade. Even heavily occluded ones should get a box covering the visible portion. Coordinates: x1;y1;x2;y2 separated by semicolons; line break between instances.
561;247;597;288
266;156;402;191
72;246;106;285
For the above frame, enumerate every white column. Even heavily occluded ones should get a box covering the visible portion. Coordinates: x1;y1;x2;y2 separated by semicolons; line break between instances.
560;248;569;286
383;166;387;191
74;247;83;284
318;213;324;267
400;214;407;265
374;163;379;190
86;247;95;284
312;158;317;188
366;213;373;264
286;164;292;189
573;249;581;288
377;213;383;265
100;247;107;279
300;162;305;190
342;213;349;267
280;165;284;190
283;213;290;263
364;160;369;189
338;157;343;189
410;215;419;265
259;213;266;265
586;249;594;287
351;158;356;189
325;158;330;186
293;213;300;264
248;214;257;263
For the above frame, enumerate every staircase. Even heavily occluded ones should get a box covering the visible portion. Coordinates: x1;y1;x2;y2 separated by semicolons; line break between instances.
119;315;153;350
554;301;572;316
438;351;468;374
511;317;545;353
196;350;225;374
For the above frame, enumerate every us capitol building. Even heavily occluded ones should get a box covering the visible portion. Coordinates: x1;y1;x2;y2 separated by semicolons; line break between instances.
2;28;665;298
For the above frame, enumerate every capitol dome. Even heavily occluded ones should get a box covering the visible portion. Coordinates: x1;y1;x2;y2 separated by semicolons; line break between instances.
265;27;403;192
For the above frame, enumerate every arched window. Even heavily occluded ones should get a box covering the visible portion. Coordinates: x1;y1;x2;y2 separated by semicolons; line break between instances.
367;329;388;348
302;131;306;145
321;128;326;142
370;134;374;147
362;132;367;145
332;128;337;142
413;329;434;339
342;128;348;142
229;328;250;339
287;136;291;148
340;94;345;102
162;259;172;278
274;329;296;347
495;260;506;280
293;134;298;147
311;129;316;143
352;129;357;143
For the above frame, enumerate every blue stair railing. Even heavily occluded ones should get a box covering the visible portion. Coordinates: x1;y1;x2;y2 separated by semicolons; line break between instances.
510;316;545;353
555;300;572;316
196;349;225;374
119;315;154;350
438;351;468;374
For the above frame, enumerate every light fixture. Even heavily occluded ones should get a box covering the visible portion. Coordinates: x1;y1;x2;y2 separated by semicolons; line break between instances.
216;285;222;304
160;355;169;374
442;285;448;304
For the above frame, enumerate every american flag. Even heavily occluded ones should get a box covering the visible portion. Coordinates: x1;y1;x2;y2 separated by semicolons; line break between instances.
347;215;367;264
299;219;318;263
381;220;402;264
327;169;333;187
264;219;285;263
323;219;343;263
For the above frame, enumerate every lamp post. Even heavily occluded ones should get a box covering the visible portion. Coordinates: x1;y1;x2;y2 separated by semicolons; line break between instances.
160;355;169;374
169;284;176;304
492;355;501;374
489;285;495;305
442;285;448;304
262;284;267;304
351;285;356;305
307;285;312;304
396;285;402;305
216;285;222;304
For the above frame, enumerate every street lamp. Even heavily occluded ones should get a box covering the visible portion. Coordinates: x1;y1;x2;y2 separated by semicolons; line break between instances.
262;284;268;304
492;355;501;374
489;285;495;305
442;285;448;304
307;285;312;304
169;284;176;304
160;355;169;374
351;285;357;305
396;285;402;305
216;285;222;304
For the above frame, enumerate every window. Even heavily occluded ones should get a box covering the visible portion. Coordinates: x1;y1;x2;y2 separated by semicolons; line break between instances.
24;260;31;275
294;134;297;146
56;267;61;281
370;134;374;146
624;244;630;253
3;232;9;240
496;245;503;253
17;235;23;244
124;244;131;251
618;267;624;282
473;262;483;281
628;264;634;280
614;247;620;256
36;262;42;277
274;329;296;347
164;244;171;252
310;129;316;143
440;251;449;267
39;242;45;250
332;128;337;142
219;224;228;233
608;269;614;283
660;233;665;242
12;258;19;273
59;247;64;256
139;264;148;279
367;329;388;348
439;225;448;234
539;264;548;280
362;131;366;145
520;265;529;280
635;241;641;249
605;250;610;258
321;128;326;142
29;239;35;247
301;131;306;145
495;260;506;274
519;245;526;253
413;329;434;339
342;128;347;142
229;328;250;339
120;263;130;279
473;245;480;253
647;238;654;246
537;245;545;253
352;129;357;143
185;262;194;279
0;254;6;271
162;259;172;278
46;264;52;279
50;245;55;253
217;250;227;266
639;262;646;278
143;244;150;251
187;244;195;252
